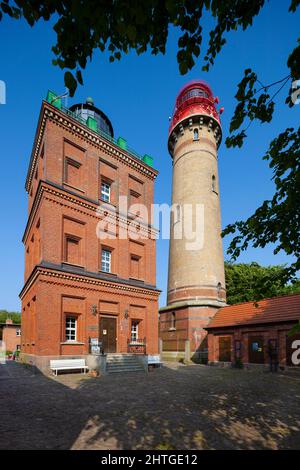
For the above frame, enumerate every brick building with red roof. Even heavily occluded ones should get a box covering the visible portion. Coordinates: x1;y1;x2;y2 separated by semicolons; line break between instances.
205;293;300;368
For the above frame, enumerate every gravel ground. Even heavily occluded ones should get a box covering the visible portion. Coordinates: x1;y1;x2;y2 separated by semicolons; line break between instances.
0;360;300;450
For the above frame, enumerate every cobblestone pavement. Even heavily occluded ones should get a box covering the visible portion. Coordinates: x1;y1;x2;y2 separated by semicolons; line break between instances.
1;360;300;450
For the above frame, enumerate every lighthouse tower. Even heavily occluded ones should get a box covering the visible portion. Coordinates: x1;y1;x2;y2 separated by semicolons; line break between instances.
160;80;226;362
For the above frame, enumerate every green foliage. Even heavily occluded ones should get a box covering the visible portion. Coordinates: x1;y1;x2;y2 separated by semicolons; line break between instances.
288;320;300;336
223;128;300;279
0;310;21;324
225;262;300;305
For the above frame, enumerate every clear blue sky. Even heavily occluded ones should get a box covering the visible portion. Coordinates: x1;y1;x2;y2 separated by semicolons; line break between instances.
0;2;299;311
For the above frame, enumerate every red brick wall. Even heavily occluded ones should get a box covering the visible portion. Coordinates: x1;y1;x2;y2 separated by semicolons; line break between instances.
207;322;299;366
3;326;21;352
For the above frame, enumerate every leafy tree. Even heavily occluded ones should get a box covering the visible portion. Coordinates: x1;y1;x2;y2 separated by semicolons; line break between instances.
0;310;21;324
0;1;299;278
225;262;300;305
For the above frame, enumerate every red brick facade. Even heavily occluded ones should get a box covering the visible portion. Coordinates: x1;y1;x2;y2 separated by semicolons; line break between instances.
1;320;21;353
20;99;160;370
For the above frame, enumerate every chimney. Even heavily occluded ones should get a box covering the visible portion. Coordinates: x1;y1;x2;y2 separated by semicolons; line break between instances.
5;318;13;325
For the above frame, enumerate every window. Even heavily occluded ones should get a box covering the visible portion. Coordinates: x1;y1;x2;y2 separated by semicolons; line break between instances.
65;235;80;265
180;89;208;103
170;312;176;330
101;181;111;202
101;249;111;273
193;129;199;140
131;320;139;342
212;175;218;193
174;204;181;224
16;329;21;337
65;316;77;342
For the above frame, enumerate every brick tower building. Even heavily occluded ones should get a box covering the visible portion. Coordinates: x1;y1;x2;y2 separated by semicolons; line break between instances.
160;80;226;362
20;92;160;371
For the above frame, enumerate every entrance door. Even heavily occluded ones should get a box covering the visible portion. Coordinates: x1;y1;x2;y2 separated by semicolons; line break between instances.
99;316;117;353
219;336;231;362
248;336;264;364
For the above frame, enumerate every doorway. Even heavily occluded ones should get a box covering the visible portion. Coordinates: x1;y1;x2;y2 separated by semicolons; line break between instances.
218;336;231;362
248;336;264;364
99;316;117;353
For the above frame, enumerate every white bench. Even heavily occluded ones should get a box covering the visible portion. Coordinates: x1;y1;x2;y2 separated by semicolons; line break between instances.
148;355;162;368
50;358;88;376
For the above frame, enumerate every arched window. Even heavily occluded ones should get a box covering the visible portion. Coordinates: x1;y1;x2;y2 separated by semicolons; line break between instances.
217;282;222;298
193;128;199;140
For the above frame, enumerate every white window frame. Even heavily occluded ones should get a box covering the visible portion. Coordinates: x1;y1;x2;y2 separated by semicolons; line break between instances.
131;320;139;343
65;316;77;342
101;249;111;273
101;181;111;202
16;329;21;337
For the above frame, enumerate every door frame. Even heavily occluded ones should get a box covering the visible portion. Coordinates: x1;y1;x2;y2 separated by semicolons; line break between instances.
248;335;265;364
99;314;118;353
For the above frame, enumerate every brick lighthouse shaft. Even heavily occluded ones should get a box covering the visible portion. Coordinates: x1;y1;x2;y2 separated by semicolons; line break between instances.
160;80;226;360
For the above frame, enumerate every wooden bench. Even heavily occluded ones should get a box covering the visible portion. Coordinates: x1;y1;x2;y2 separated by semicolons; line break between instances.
148;355;162;368
50;358;88;376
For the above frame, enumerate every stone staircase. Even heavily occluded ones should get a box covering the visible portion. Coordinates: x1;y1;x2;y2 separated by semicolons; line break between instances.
106;354;146;374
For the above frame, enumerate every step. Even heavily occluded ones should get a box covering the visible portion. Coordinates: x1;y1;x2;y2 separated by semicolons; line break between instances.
107;366;145;374
107;353;142;359
107;361;143;365
106;354;147;373
107;364;144;369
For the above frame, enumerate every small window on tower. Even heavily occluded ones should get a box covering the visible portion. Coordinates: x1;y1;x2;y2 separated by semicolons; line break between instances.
212;175;218;194
170;312;176;331
174;204;181;224
193;129;199;140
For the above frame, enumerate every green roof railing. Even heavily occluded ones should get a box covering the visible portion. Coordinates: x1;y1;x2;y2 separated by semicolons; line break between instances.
46;90;154;168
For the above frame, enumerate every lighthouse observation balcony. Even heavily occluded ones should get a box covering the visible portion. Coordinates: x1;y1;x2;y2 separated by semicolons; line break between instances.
45;90;154;168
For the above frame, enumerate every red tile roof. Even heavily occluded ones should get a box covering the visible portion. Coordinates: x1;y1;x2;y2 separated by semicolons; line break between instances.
206;293;300;329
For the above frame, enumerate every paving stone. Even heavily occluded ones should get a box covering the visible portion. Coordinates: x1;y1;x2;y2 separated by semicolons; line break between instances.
0;361;300;450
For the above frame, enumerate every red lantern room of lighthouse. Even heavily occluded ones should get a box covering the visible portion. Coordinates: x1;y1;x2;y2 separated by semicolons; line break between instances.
168;80;223;155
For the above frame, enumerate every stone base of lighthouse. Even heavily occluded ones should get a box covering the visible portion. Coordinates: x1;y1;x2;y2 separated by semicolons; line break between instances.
159;302;224;363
